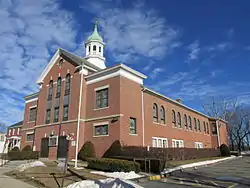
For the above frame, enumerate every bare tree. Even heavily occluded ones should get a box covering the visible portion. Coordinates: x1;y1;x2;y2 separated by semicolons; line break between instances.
229;107;250;155
203;97;238;150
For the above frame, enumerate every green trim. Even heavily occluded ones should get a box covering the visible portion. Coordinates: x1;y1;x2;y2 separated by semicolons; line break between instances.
87;21;103;42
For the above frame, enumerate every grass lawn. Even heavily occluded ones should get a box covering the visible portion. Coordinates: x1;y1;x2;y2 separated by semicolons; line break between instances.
165;156;224;168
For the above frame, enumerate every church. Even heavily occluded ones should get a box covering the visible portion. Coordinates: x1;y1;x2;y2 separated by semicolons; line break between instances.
19;22;228;161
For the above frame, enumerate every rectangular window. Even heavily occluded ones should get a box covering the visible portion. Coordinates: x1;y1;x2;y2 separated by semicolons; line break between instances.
163;140;168;148
158;139;163;148
54;107;59;122
29;107;37;122
172;139;184;148
96;88;108;108
45;109;51;124
12;128;15;135
195;142;203;149
152;137;168;148
8;129;11;136
212;122;217;134
63;105;69;121
207;123;210;134
0;136;4;142
94;124;108;136
129;117;136;134
49;136;58;146
26;133;34;142
152;138;157;147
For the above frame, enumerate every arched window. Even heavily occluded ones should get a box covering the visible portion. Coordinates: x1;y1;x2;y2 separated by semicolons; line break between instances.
188;116;192;130
160;106;165;124
93;45;96;51
172;110;176;125
65;74;71;95
56;77;61;98
184;114;188;128
48;80;53;100
203;121;206;133
197;119;201;131
194;118;197;131
99;46;101;53
88;46;91;53
153;103;158;122
177;112;181;127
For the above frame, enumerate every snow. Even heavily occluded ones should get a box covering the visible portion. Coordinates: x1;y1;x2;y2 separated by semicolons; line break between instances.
90;171;144;180
16;161;46;172
162;156;239;174
66;178;144;188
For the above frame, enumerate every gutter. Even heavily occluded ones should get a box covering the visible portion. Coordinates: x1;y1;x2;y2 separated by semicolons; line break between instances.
141;87;145;146
216;120;221;147
74;62;84;168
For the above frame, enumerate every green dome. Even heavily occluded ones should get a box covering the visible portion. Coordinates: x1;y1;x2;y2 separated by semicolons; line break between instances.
87;22;103;42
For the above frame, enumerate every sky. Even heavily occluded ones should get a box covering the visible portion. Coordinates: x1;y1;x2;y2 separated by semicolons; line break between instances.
1;0;250;126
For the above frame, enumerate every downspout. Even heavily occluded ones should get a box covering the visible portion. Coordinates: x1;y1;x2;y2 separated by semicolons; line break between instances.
74;62;84;168
216;120;221;148
141;87;145;147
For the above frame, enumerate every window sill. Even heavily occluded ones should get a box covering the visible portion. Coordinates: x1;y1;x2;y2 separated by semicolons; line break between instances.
129;134;138;136
94;106;109;111
26;140;33;142
28;121;36;123
153;121;159;125
93;135;109;137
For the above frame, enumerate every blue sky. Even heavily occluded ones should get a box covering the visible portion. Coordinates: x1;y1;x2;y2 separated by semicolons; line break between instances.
1;0;250;125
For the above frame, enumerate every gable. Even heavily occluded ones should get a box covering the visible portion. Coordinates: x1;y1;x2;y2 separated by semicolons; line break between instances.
36;48;101;84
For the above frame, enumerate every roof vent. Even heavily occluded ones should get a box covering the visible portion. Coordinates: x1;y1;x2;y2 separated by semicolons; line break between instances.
176;98;182;103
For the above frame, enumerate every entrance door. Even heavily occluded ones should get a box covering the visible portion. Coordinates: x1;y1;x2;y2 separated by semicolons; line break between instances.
40;137;49;158
57;136;69;159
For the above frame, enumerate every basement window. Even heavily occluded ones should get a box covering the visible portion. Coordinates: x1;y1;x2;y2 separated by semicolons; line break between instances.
49;136;58;147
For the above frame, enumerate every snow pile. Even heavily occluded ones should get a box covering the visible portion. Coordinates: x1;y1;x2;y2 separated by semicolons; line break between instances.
16;161;46;172
162;156;238;174
91;171;144;180
66;178;144;188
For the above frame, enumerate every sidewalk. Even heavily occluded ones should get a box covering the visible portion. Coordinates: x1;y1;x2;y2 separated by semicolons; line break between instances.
0;161;35;188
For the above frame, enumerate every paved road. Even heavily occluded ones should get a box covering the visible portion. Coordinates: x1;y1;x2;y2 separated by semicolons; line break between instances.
0;161;35;188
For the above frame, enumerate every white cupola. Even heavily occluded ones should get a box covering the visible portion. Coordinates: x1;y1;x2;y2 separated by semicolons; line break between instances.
85;21;106;69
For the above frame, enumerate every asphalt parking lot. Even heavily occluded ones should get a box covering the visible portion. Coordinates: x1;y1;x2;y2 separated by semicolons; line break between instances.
138;156;250;188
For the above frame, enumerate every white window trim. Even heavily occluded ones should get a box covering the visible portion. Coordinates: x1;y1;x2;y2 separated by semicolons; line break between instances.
172;139;184;148
93;123;109;137
93;121;109;126
48;136;58;146
12;128;15;135
29;105;37;109
195;142;203;149
26;132;34;142
152;137;168;148
94;85;110;91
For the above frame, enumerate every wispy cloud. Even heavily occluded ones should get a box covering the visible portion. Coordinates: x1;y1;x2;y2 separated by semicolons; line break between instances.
187;40;200;61
149;67;164;79
0;0;78;125
206;42;231;52
83;1;181;63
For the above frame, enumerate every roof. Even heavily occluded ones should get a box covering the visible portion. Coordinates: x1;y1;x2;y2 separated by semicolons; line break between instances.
36;48;101;84
87;22;103;43
9;121;23;128
24;92;39;100
85;63;147;81
143;87;228;123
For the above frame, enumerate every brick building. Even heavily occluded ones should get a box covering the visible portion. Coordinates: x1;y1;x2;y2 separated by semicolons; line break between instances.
20;22;228;161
